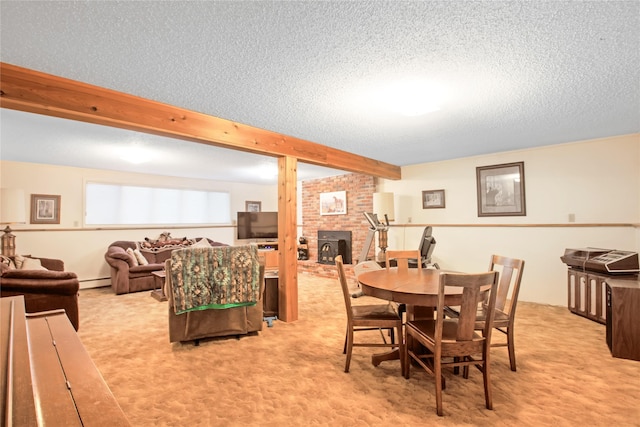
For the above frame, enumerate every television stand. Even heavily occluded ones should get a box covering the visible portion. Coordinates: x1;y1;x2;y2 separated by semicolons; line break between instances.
263;271;279;327
256;241;278;250
257;243;279;271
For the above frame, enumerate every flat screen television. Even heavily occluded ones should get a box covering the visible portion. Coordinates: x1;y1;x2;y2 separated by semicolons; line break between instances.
237;211;278;240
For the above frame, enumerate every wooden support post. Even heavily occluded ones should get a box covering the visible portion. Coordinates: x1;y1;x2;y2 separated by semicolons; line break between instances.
277;156;298;322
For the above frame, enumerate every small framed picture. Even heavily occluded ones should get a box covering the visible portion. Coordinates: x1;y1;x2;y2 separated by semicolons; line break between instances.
320;191;347;215
245;201;261;212
476;161;526;217
422;189;446;209
30;194;61;224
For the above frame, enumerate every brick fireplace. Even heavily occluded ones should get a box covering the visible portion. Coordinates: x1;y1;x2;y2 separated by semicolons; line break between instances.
299;174;375;278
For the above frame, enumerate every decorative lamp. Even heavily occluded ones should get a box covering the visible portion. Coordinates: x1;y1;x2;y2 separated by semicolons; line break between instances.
373;192;395;223
372;192;395;260
0;188;26;257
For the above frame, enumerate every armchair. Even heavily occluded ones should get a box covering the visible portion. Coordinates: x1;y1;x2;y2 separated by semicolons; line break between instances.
0;256;80;330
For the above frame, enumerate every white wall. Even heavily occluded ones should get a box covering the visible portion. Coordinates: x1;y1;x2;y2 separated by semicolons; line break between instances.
2;133;639;305
377;134;640;307
1;161;278;288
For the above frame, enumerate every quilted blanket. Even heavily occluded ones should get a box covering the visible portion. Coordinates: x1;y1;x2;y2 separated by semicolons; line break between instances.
169;244;261;315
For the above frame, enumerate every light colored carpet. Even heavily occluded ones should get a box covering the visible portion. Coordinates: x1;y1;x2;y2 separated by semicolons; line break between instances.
78;273;640;426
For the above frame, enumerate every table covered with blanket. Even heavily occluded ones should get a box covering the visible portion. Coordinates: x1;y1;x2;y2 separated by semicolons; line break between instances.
165;244;265;343
168;244;261;315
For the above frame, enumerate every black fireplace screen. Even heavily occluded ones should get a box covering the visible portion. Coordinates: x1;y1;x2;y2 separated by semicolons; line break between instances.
317;230;352;264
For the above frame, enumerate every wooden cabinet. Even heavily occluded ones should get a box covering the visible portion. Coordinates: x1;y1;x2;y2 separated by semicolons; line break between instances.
606;279;640;361
263;272;279;317
567;269;607;324
257;243;279;325
566;269;637;325
259;249;279;270
256;242;279;271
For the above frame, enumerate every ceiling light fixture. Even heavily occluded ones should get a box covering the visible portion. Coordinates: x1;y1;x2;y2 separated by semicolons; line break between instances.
377;79;446;117
120;145;154;164
242;162;278;180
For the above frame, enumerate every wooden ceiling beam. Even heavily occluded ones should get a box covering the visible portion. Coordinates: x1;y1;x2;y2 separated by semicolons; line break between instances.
0;62;401;180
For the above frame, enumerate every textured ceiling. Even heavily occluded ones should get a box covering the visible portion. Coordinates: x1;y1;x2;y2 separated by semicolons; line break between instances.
1;1;639;184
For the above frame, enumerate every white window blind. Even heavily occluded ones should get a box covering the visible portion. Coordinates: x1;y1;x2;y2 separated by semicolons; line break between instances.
85;183;230;225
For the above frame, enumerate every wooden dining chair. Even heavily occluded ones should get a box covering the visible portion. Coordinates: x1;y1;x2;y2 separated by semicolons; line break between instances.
404;271;499;416
354;259;402;343
383;250;421;320
385;250;423;272
444;255;525;371
335;255;404;374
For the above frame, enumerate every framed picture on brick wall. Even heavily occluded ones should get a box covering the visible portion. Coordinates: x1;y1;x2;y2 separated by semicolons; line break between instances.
320;191;347;215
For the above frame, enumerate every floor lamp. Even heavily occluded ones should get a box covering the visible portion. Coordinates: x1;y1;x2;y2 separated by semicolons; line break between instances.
373;192;394;261
1;188;26;257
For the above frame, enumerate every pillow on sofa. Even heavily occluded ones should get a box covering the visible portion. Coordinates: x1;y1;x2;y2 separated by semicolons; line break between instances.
126;247;139;266
20;257;48;271
141;231;190;249
14;254;26;269
133;248;149;265
191;238;212;248
138;238;194;252
0;255;16;270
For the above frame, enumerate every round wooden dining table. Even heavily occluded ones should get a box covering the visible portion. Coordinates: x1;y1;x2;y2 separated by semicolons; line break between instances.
357;268;464;309
356;267;463;367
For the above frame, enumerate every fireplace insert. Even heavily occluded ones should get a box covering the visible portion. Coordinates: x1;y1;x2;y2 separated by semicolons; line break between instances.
317;230;352;264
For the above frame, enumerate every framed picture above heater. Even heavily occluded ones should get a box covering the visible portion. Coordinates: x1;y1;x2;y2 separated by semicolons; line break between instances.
476;162;526;217
245;200;261;212
30;194;61;224
422;189;445;209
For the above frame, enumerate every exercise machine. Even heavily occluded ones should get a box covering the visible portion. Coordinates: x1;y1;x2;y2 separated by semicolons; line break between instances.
357;212;389;264
408;226;439;269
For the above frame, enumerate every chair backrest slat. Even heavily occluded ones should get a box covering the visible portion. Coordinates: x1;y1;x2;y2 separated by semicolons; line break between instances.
385;250;422;272
457;283;485;340
486;255;525;315
437;272;499;343
335;256;353;322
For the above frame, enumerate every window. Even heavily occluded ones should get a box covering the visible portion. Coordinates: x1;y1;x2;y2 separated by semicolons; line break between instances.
85;183;230;225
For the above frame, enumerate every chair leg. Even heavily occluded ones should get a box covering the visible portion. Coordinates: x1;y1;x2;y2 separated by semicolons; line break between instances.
434;357;444;416
507;326;517;371
344;328;353;373
397;324;405;376
404;333;411;379
483;353;493;410
343;325;348;354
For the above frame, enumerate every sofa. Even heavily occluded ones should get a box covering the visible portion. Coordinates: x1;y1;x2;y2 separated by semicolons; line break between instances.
105;236;226;295
0;255;80;331
165;244;264;344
